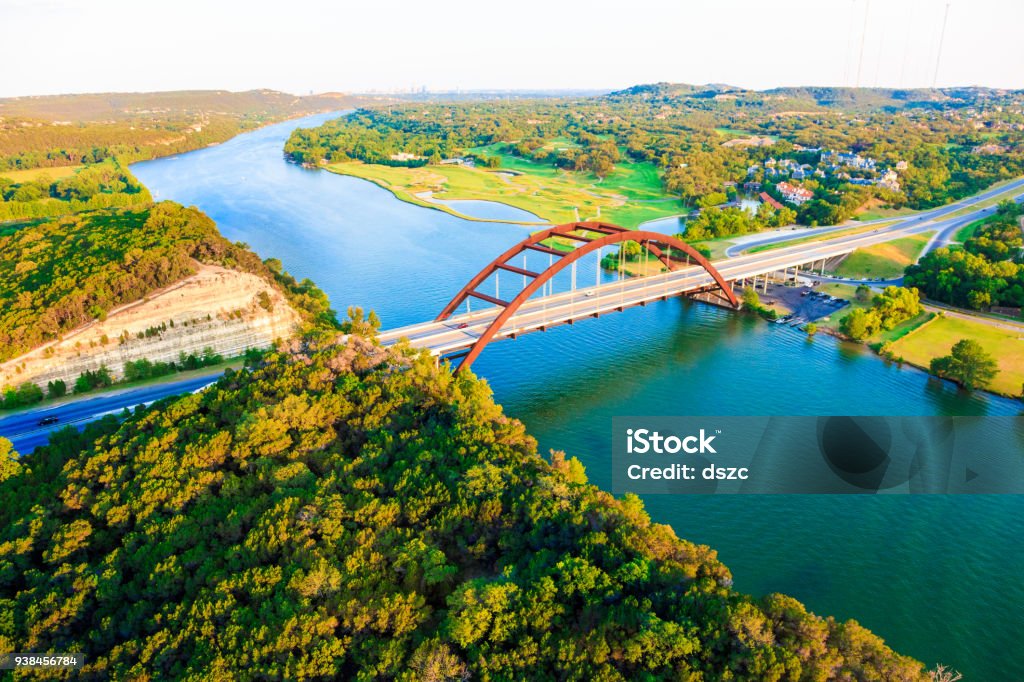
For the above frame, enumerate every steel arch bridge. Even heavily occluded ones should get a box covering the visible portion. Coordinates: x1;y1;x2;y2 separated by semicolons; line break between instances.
436;221;739;372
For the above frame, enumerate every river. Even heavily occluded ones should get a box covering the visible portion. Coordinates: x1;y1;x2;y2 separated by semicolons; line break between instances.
132;112;1024;679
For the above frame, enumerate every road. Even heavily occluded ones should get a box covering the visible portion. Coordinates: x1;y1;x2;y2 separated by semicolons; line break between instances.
725;179;1024;258
0;374;219;454
723;219;890;258
922;301;1024;333
5;177;1024;454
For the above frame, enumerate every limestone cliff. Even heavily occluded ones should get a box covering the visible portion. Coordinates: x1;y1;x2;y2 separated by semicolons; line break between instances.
1;263;299;389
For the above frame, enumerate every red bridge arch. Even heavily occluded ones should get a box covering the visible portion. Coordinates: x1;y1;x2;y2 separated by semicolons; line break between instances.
437;221;739;372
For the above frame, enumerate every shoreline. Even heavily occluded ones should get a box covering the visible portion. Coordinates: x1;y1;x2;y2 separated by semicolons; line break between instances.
321;164;550;227
413;189;550;225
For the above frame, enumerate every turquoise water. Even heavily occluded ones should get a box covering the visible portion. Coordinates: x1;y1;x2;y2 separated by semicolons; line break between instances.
133;113;1024;679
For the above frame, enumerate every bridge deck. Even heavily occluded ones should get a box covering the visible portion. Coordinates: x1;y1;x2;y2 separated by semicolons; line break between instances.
378;178;1024;359
378;218;926;355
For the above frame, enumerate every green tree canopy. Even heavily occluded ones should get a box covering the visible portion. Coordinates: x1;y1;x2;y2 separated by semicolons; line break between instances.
930;338;1000;390
0;338;928;680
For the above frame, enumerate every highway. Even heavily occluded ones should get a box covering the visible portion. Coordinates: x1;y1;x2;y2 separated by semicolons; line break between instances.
0;374;219;454
724;178;1024;257
4;177;1023;453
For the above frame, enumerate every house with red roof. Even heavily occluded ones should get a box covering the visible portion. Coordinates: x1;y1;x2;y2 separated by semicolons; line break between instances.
775;182;813;205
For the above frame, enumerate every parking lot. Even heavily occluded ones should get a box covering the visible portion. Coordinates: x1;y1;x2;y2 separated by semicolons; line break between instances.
760;283;851;323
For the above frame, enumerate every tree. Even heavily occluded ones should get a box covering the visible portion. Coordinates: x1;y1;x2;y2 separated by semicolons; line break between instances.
929;339;999;390
872;286;922;330
967;290;991;311
855;285;872;302
46;379;67;398
0;337;929;679
841;287;921;340
930;664;963;682
15;382;43;405
805;322;818;336
840;308;877;340
741;286;761;309
0;436;20;482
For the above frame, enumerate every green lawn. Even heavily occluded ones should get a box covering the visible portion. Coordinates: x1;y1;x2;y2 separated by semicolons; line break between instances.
874;311;935;345
955;218;987;242
854;207;915;222
888;314;1024;396
0;165;83;182
832;232;932;279
328;152;685;228
690;237;737;260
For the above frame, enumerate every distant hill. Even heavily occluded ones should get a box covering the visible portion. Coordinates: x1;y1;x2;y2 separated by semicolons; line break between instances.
607;82;1023;110
608;82;740;99
0;89;376;172
0;89;361;121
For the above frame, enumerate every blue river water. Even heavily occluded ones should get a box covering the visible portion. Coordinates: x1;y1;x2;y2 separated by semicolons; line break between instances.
132;112;1024;679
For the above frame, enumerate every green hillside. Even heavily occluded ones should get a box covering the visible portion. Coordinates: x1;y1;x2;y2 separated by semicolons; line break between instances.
0;333;928;680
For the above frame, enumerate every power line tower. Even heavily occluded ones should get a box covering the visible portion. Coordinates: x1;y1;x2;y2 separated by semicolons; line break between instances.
855;0;871;88
932;2;951;88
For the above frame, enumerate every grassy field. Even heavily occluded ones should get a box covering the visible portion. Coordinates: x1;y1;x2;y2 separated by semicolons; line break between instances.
873;311;936;345
0;165;83;182
888;314;1024;396
851;199;917;220
690;237;737;260
832;232;932;279
327;145;686;228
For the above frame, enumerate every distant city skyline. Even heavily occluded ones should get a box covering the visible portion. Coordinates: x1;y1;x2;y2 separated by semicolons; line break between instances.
3;0;1023;98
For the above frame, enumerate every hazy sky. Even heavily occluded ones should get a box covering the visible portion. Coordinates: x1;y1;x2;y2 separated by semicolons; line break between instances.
3;0;1022;97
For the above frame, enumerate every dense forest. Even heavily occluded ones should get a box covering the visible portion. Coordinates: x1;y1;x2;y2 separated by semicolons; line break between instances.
0;160;151;221
0;89;362;172
0;328;930;680
0;201;335;363
285;85;1024;226
904;200;1024;309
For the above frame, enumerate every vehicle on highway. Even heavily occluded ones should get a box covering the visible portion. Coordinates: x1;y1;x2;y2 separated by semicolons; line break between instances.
585;291;596;297
37;416;60;426
457;322;469;329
